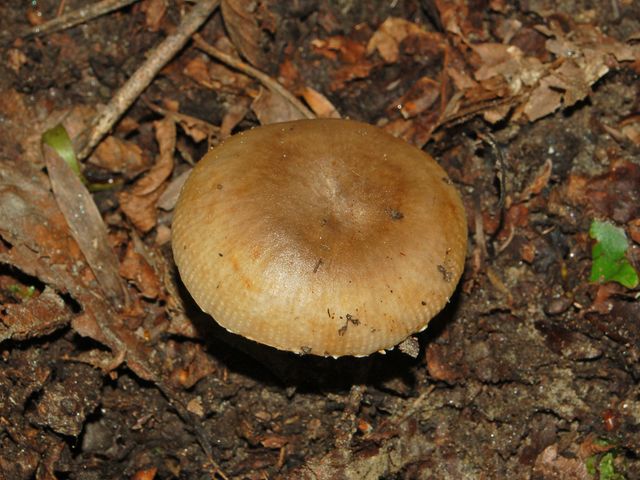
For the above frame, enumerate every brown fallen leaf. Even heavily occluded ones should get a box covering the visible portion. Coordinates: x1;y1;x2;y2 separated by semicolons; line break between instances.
523;77;564;121
90;135;148;177
119;188;164;233
145;100;221;145
434;0;486;39
260;434;288;449
119;118;176;232
565;160;640;224
0;287;71;343
0;154;168;386
165;341;217;389
119;242;162;300
157;169;190;212
141;0;166;32
383;110;442;148
184;52;253;94
519;158;552;202
391;76;441;119
0;158;89;299
220;96;252;137
620;115;640;145
312;36;375;92
629;218;640;245
132;118;175;196
6;48;28;73
0;90;46;167
252;87;307;125
278;57;302;90
131;467;158;480
221;0;265;69
0;157;125;370
183;55;216;89
366;17;425;63
440;16;640;126
43;143;128;309
533;444;590;480
301;87;341;119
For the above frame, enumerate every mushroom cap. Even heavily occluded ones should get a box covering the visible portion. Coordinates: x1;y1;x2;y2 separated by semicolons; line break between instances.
172;119;467;357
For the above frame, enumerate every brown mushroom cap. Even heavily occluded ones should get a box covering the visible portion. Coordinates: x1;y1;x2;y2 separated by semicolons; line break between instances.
172;119;467;357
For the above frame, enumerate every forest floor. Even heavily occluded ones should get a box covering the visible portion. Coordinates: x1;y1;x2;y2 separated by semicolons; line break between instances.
1;0;640;479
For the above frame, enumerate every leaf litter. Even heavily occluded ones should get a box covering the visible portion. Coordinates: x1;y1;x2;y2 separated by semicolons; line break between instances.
0;0;639;478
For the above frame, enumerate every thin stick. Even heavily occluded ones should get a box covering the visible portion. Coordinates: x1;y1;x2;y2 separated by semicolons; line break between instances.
55;0;68;18
19;0;139;39
193;34;315;120
76;0;220;161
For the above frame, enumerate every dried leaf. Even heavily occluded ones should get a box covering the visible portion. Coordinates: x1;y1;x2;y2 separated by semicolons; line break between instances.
312;36;374;91
119;243;162;299
252;87;307;125
71;311;111;347
132;118;176;196
629;218;640;245
184;54;253;94
523;79;564;121
520;158;552;201
565;160;640;224
119;118;176;232
301;87;341;118
43;142;127;309
220;97;252;137
131;467;158;480
157;169;190;212
7;48;28;73
166;342;217;389
533;445;590;480
141;0;166;32
260;434;288;449
620;116;640;145
0;157;160;382
0;287;71;342
392;76;440;119
0;160;90;298
221;0;265;68
90;135;148;176
184;56;215;88
119;188;164;233
366;17;424;63
434;0;485;38
0;90;45;166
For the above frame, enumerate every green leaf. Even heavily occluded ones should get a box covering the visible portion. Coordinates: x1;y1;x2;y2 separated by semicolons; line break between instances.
42;124;121;192
42;124;86;181
586;455;597;475
598;452;625;480
589;220;639;289
8;284;36;300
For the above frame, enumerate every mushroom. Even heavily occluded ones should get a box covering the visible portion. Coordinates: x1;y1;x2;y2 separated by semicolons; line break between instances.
172;119;467;357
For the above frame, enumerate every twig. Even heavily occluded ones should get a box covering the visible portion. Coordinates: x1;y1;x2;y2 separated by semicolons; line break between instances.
55;0;68;18
76;0;221;161
143;98;221;145
193;34;315;120
19;0;140;39
477;131;507;211
438;95;519;129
